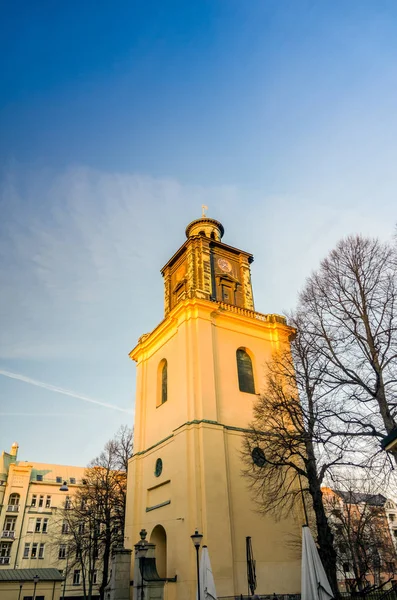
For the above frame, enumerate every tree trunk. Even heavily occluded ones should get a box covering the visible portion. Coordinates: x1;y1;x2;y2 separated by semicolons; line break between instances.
306;451;339;597
99;531;112;600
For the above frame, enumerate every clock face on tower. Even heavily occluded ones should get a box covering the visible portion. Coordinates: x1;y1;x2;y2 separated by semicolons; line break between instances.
217;257;232;273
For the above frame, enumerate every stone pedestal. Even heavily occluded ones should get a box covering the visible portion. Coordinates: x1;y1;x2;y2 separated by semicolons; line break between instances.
105;547;132;600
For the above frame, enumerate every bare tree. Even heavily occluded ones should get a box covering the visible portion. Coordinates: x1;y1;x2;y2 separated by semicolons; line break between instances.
54;493;101;600
53;427;133;600
86;426;133;599
300;235;397;460
243;312;354;596
106;425;134;473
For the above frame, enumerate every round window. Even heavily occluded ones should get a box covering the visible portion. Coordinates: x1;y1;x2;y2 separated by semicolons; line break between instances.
154;458;163;477
251;447;266;467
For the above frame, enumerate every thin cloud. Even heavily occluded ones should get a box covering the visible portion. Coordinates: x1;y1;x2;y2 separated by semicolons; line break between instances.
0;413;95;417
0;369;132;414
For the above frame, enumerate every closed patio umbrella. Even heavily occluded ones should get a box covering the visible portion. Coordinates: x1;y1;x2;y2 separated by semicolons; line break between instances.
301;525;334;600
199;545;217;600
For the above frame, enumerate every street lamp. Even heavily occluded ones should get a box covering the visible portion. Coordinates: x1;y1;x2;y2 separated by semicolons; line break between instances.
32;575;39;600
191;530;203;600
136;541;149;600
59;481;69;492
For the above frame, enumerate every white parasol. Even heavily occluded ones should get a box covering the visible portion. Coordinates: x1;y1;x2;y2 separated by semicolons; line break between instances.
301;525;334;600
198;545;217;600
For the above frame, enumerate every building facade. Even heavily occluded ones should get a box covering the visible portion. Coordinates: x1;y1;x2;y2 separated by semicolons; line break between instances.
322;487;397;592
0;443;100;598
125;216;303;599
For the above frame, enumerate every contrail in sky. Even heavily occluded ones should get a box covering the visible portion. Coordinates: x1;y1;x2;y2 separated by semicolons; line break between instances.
0;369;132;414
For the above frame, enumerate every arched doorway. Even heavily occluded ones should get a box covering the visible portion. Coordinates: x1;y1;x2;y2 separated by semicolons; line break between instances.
150;524;167;578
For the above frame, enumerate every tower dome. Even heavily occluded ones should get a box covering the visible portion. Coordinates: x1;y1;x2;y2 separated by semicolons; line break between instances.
10;442;19;457
185;217;224;241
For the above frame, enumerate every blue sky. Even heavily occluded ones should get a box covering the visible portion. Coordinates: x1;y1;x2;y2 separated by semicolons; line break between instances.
1;1;397;466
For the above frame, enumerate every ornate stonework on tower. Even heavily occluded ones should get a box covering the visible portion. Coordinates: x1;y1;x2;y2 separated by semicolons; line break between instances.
125;215;302;600
161;217;254;315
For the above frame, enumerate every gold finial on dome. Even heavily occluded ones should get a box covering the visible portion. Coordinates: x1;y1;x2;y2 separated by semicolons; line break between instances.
201;204;208;218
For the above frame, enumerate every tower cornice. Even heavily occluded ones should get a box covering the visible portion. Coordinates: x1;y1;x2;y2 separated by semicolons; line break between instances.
129;296;292;363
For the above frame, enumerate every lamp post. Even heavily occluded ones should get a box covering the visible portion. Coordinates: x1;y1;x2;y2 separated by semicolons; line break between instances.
32;575;39;600
191;530;203;600
136;541;149;600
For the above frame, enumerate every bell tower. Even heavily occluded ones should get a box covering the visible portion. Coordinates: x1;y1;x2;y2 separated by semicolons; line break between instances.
125;216;302;600
162;217;254;314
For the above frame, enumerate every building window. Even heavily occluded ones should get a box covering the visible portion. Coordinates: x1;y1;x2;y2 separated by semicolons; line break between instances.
23;543;30;558
93;570;98;584
0;543;11;557
56;476;62;484
38;543;45;559
62;522;69;534
31;495;37;507
38;495;44;508
390;514;396;522
45;496;51;508
42;518;49;533
9;493;20;506
78;522;85;534
59;544;67;559
65;496;71;510
4;517;16;532
73;570;81;585
343;562;351;573
31;542;38;558
70;477;76;484
157;359;168;406
36;474;43;482
222;284;233;302
236;348;255;394
35;518;42;533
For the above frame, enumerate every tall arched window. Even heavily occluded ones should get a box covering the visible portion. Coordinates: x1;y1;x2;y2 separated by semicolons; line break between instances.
9;493;20;506
157;359;168;406
236;348;255;394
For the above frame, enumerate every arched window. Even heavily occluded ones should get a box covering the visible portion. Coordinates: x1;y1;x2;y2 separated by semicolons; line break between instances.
9;493;20;506
236;348;255;394
157;360;168;406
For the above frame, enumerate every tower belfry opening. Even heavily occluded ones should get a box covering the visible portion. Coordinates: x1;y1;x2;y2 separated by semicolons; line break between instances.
125;215;301;600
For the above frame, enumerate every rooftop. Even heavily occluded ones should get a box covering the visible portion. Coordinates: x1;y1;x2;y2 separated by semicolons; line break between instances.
0;568;63;582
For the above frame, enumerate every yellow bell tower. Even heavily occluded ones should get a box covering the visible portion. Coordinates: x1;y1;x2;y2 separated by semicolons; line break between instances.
125;216;301;599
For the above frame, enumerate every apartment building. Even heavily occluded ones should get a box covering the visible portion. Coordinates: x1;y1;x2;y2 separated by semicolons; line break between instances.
322;487;397;592
0;442;99;598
